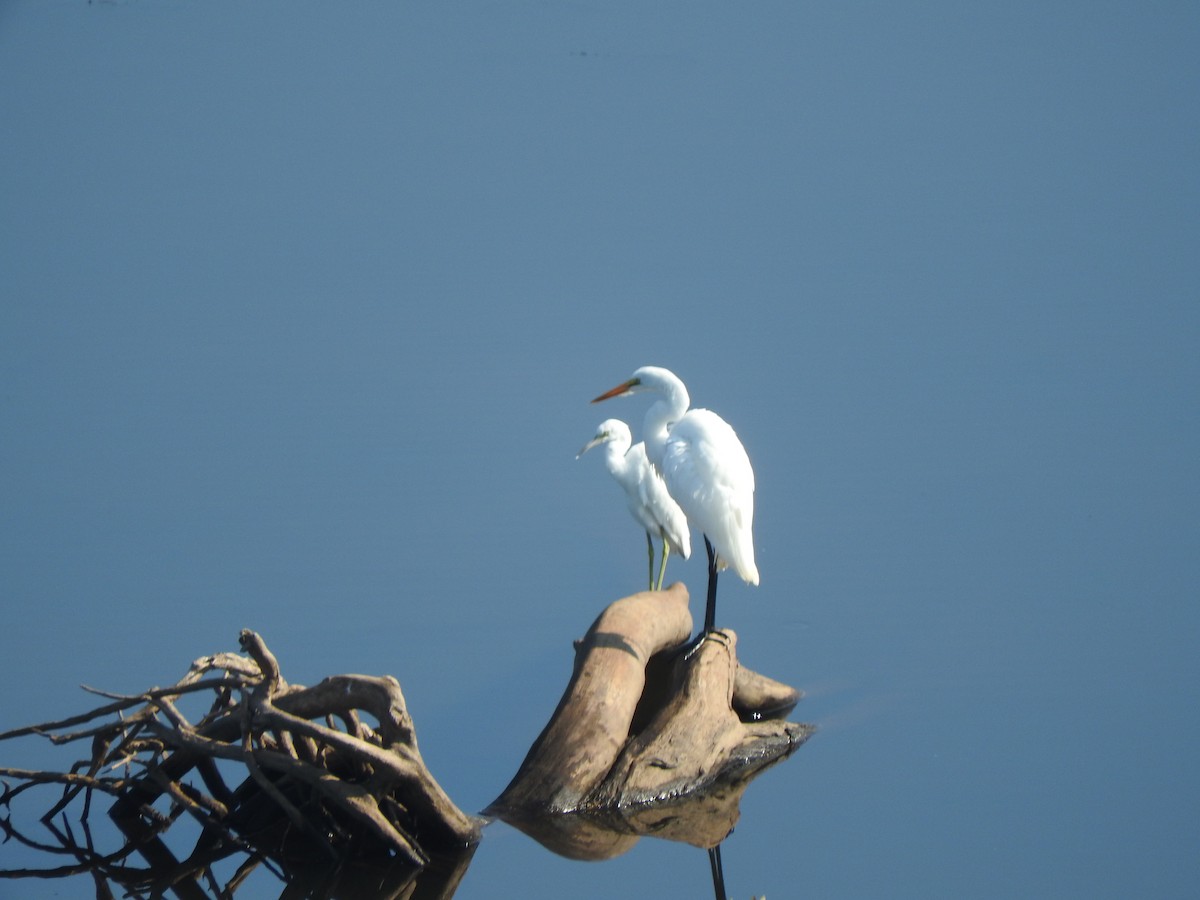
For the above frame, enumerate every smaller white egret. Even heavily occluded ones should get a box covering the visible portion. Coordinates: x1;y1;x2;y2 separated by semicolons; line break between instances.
578;418;692;591
592;366;758;634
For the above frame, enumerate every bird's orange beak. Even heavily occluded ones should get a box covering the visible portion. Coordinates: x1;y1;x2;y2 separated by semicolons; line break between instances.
591;378;638;404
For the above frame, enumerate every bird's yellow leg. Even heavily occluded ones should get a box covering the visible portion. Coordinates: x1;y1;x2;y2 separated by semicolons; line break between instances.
655;541;671;591
646;532;655;591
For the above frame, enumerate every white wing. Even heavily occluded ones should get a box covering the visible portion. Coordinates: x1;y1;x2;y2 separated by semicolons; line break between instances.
661;408;758;584
632;444;691;559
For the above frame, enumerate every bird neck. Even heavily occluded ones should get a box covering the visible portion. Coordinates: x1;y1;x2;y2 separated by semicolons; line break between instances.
603;440;631;477
642;383;688;469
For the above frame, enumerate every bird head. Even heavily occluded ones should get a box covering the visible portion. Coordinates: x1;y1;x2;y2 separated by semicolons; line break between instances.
577;419;631;458
592;366;686;406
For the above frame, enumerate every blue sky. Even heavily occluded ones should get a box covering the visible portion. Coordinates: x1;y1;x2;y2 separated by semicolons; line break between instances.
2;2;1198;897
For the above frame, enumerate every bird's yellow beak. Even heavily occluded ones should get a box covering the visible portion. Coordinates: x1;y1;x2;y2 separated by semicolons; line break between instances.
591;378;639;404
576;435;605;458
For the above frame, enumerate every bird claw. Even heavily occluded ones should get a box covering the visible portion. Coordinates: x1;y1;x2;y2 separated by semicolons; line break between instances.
682;628;729;661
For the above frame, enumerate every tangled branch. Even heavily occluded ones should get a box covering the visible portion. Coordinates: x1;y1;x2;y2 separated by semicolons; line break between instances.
0;630;480;896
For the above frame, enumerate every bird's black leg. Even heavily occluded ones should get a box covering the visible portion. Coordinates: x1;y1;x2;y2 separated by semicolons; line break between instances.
703;536;718;634
681;537;721;658
708;844;727;900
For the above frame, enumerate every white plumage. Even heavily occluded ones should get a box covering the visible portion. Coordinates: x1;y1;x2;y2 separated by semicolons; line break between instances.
592;366;758;632
578;418;691;591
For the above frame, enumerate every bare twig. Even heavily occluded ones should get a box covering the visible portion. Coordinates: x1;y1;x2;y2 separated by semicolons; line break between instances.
0;678;242;744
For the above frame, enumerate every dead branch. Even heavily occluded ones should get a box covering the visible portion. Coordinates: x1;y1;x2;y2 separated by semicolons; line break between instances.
0;678;241;744
0;630;481;896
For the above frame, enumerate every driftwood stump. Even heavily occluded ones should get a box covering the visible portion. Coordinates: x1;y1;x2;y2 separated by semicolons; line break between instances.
487;584;812;859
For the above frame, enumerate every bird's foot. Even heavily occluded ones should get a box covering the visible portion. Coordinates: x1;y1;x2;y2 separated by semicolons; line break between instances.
682;628;729;661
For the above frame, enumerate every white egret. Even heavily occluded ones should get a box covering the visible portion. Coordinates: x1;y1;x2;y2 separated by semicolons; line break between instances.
578;418;691;591
591;366;758;633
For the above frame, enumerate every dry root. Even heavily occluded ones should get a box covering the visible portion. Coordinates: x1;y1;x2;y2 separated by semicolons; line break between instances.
0;630;479;896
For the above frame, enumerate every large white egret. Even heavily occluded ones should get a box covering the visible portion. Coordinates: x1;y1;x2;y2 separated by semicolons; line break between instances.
578;418;691;591
591;366;758;634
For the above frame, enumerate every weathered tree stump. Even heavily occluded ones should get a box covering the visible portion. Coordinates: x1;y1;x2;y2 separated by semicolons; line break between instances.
486;583;812;858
